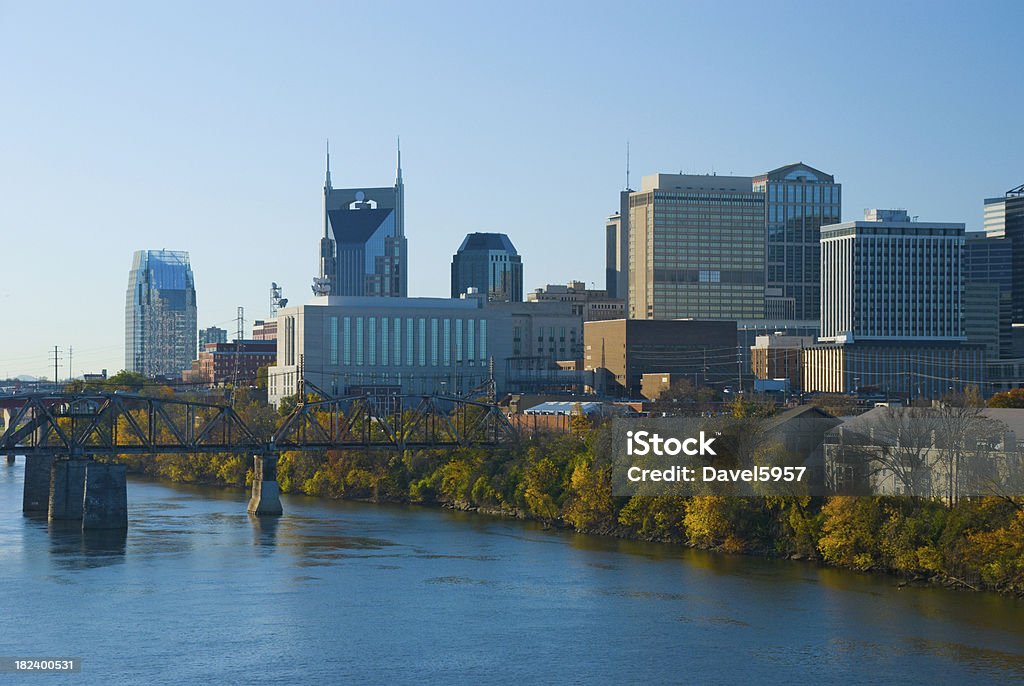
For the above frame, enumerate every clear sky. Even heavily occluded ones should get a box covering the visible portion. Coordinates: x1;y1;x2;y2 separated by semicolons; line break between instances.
1;1;1021;379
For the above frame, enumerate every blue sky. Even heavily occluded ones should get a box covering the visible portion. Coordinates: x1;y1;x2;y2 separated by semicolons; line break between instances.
1;1;1021;378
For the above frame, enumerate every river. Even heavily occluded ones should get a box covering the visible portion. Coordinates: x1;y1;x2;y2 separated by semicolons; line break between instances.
1;459;1023;684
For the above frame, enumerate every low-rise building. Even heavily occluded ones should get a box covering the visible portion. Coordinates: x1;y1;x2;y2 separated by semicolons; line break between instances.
267;296;584;405
583;319;737;397
751;334;815;390
184;340;276;386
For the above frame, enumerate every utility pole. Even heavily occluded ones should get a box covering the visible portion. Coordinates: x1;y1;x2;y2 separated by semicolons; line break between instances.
50;346;61;387
67;346;73;383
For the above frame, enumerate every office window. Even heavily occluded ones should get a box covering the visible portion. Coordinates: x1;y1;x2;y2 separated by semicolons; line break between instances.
480;319;487;362
416;318;426;367
431;318;438;366
406;318;414;366
342;317;351;365
468;319;475;365
355;317;364;366
443;318;451;366
329;316;338;365
393;318;401;366
368;317;376;366
456;319;463;362
381;317;389;366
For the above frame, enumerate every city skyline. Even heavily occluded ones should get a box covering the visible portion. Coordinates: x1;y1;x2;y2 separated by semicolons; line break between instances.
2;2;1022;377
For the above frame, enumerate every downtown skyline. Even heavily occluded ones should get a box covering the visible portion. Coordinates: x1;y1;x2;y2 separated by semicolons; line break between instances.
2;1;1022;378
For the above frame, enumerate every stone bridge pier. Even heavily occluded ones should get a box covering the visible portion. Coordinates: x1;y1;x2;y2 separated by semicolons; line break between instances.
24;456;127;529
248;454;282;516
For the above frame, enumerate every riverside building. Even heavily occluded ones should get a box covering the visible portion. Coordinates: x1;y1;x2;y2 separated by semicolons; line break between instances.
267;296;583;405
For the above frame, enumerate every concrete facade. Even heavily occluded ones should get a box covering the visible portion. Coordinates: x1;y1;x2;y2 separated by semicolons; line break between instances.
267;296;582;404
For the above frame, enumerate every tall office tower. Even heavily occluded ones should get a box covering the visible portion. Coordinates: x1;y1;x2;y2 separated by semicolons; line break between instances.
804;210;982;398
964;233;1014;360
983;184;1024;323
753;163;841;320
125;250;198;378
819;209;964;342
605;190;630;301
316;143;407;297
450;233;524;302
627;174;765;320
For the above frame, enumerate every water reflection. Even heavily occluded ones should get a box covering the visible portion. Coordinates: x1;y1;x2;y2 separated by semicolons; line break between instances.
250;513;279;548
46;520;126;570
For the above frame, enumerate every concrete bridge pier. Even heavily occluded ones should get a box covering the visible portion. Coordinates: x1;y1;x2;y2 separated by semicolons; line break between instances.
23;453;56;514
82;462;128;529
248;454;282;516
5;455;14;465
49;459;89;521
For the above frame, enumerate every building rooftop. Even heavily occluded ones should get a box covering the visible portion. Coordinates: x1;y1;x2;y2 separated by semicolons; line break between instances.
457;232;518;254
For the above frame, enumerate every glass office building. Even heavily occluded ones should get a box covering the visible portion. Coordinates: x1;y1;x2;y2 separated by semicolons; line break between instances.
125;250;198;378
753;163;841;321
450;232;523;302
318;147;407;298
983;183;1024;324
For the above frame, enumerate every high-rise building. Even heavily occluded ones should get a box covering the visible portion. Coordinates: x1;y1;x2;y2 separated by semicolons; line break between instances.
964;233;1013;360
753;163;841;320
627;174;765;320
983;184;1024;324
125;250;197;378
804;210;983;398
450;233;523;302
605;190;630;302
316;143;407;298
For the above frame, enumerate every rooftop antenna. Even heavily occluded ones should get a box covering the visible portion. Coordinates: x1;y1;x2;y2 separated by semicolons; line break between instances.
625;140;631;191
324;139;332;191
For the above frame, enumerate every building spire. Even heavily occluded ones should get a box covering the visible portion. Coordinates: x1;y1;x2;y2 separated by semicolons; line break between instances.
396;135;403;184
324;139;332;191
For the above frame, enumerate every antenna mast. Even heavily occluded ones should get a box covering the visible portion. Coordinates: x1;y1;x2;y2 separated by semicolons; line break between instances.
625;140;631;191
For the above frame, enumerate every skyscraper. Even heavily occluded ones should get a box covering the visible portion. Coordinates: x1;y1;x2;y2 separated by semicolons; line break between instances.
964;233;1013;360
316;143;407;297
450;233;524;302
804;210;983;398
604;190;630;302
753;163;841;320
627;173;765;320
125;250;197;378
983;183;1024;323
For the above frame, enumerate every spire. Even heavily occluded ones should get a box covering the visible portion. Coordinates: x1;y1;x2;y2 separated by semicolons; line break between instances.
324;139;332;191
396;135;403;184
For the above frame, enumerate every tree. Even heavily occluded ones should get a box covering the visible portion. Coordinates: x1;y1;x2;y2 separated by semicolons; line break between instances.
988;388;1024;408
563;461;613;531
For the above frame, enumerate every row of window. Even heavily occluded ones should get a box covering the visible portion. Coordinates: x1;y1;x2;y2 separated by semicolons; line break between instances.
327;316;488;368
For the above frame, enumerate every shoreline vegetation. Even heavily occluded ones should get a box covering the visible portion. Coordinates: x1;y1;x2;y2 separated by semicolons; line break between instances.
67;372;1024;597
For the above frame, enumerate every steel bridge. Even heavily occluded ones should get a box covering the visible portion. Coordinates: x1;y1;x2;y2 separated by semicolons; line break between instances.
0;391;517;527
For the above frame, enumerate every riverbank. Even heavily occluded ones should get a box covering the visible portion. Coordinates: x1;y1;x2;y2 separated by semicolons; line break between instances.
110;438;1024;598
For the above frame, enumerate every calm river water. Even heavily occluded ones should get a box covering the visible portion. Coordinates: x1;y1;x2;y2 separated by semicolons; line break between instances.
1;459;1023;684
